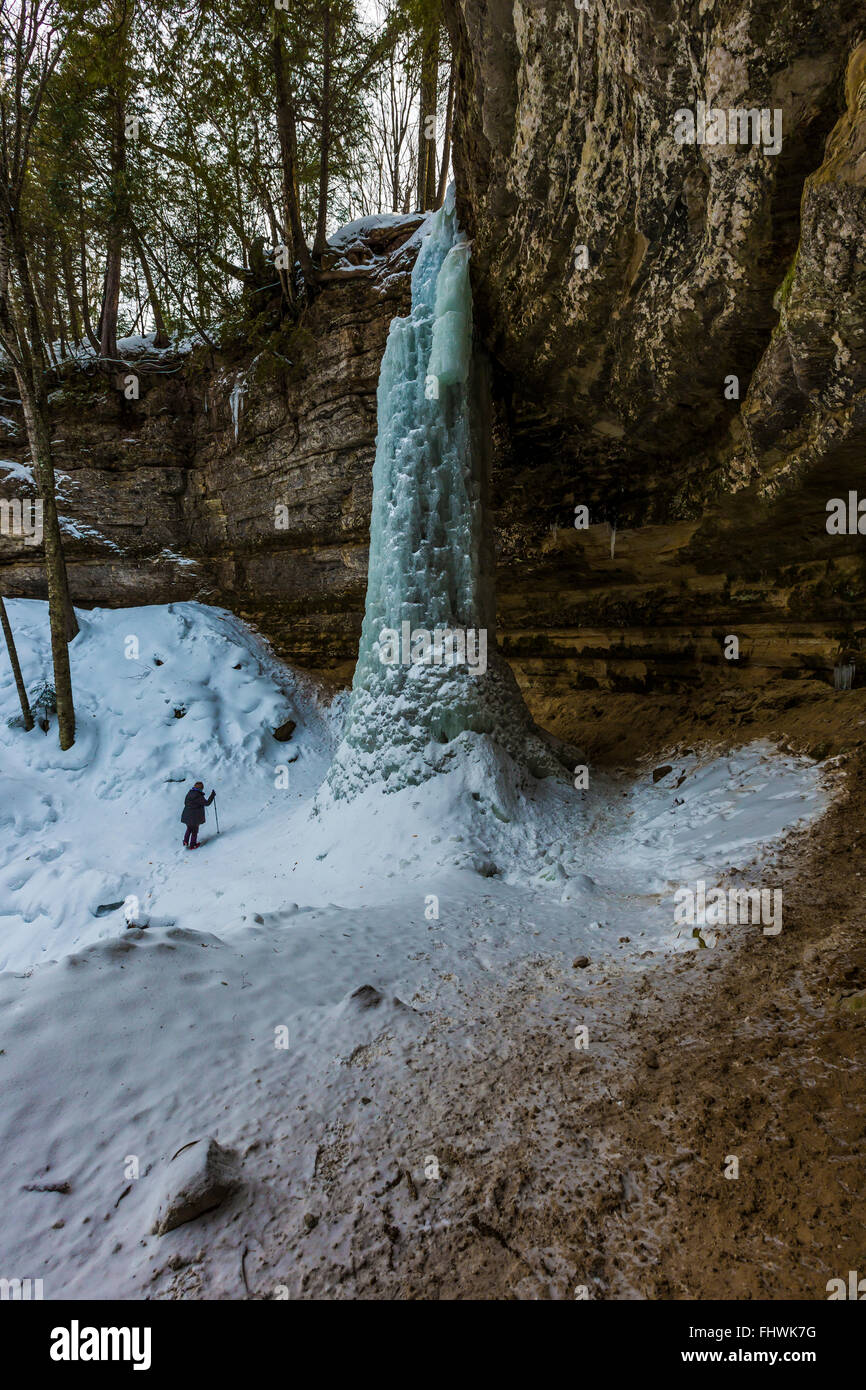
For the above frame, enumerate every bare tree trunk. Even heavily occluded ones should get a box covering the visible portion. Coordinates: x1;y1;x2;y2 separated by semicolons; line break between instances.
252;120;293;307
417;21;439;211
272;14;317;286
20;382;78;743
78;178;101;352
99;92;126;360
389;59;401;210
56;290;68;361
312;3;332;259
9;239;82;654
60;241;83;347
35;250;59;367
0;596;34;730
0;223;78;746
134;231;169;347
425;102;438;210
136;229;218;351
436;61;454;208
416;96;429;210
0;5;77;749
228;109;252;269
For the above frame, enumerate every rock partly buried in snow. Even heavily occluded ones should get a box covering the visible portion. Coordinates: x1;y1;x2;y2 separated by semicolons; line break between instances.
273;719;297;742
346;984;415;1016
124;902;150;929
652;765;674;783
150;1138;240;1236
350;984;383;1011
94;901;125;917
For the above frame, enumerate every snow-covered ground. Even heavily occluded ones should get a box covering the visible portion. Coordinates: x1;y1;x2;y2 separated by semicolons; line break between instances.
0;601;829;1297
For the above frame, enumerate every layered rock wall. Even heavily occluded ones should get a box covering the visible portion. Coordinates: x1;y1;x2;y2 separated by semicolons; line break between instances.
3;9;866;742
446;1;866;717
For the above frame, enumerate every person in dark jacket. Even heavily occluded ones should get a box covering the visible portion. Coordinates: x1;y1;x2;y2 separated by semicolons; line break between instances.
181;780;215;849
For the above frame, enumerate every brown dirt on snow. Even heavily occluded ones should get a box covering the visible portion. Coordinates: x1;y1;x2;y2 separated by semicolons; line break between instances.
286;684;866;1300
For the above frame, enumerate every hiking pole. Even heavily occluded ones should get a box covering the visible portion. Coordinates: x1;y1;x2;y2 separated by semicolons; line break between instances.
213;794;220;835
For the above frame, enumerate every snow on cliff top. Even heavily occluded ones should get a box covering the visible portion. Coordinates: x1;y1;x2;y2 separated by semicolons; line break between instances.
328;211;426;251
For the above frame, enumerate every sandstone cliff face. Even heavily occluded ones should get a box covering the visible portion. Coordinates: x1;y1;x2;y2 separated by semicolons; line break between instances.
184;222;421;677
448;0;862;507
446;1;866;716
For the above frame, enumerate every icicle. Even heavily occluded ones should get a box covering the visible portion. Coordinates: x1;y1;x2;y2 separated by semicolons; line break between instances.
229;373;247;442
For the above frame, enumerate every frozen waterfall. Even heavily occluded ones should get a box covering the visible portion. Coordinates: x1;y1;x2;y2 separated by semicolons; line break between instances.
326;189;569;797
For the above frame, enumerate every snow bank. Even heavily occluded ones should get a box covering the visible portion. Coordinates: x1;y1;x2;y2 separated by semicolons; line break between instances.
0;601;332;971
327;211;424;252
0;601;831;1298
0;602;828;977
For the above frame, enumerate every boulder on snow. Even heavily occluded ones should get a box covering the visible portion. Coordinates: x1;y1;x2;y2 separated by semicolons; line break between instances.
350;984;383;1010
94;900;125;917
273;719;297;742
652;764;674;783
347;984;415;1015
150;1137;240;1236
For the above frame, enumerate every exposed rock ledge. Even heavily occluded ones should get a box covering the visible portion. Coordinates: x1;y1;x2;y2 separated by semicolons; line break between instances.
0;218;421;685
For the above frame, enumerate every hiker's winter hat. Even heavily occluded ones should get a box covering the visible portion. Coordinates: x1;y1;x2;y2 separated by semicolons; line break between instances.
194;781;204;788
